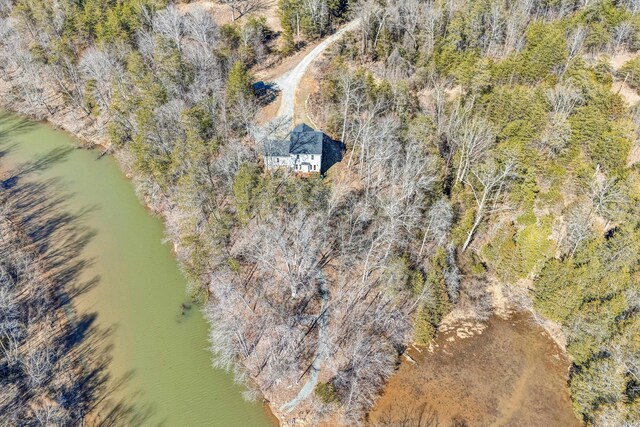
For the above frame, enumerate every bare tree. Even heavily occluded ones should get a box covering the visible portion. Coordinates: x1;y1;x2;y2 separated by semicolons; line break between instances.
419;197;453;256
562;203;593;256
588;174;627;223
241;210;330;298
346;100;395;169
79;47;123;114
49;57;91;115
462;159;517;252
503;0;533;55
621;0;640;14
184;6;218;49
153;5;184;52
444;243;461;302
561;26;586;76
338;73;364;145
221;0;267;21
546;82;583;117
538;82;583;157
485;0;505;56
454;117;495;184
612;22;633;51
420;4;443;61
24;346;54;388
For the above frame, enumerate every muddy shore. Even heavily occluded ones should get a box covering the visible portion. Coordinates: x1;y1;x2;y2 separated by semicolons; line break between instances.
367;312;579;427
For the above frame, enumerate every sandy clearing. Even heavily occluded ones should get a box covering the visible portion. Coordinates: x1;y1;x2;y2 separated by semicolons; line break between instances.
178;0;282;31
613;80;640;106
609;51;636;70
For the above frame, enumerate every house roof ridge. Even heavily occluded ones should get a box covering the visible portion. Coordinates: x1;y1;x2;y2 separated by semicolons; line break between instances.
292;123;315;133
264;124;326;156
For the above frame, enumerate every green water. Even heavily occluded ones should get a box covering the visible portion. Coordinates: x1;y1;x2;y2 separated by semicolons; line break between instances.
0;113;273;427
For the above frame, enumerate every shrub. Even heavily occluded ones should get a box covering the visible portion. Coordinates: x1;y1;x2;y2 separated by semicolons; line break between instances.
619;57;640;90
315;382;339;404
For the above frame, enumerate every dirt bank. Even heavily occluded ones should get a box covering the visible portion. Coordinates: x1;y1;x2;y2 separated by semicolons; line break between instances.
0;79;110;150
367;312;580;427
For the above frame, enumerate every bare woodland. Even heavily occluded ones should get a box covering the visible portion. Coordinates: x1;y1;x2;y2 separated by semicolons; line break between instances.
0;0;638;425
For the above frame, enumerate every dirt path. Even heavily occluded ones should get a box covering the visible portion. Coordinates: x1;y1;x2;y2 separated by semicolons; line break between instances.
604;51;640;166
610;54;640;108
274;20;360;123
280;273;330;413
592;51;640;107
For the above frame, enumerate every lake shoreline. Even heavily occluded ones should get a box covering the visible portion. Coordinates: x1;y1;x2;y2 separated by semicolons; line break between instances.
0;110;276;426
0;91;285;424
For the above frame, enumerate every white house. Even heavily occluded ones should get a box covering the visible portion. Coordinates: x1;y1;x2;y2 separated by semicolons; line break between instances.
264;124;334;174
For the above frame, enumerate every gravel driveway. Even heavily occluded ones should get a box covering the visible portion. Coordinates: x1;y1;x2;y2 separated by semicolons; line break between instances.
275;20;361;122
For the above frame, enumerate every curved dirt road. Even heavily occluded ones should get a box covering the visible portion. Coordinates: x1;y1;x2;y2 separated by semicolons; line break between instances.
280;273;329;413
275;19;360;121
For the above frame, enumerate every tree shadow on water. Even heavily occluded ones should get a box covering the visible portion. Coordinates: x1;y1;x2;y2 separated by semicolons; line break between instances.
0;145;74;195
0;155;155;425
0;111;37;144
11;146;74;178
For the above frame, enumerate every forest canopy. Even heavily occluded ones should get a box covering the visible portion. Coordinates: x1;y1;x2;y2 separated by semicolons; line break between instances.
0;0;638;425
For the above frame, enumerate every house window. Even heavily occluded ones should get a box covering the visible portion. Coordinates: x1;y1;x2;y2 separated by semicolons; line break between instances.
313;165;316;171
311;155;314;160
276;157;279;163
296;154;300;160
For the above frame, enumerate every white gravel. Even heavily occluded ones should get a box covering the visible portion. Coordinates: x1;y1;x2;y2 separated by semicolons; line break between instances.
275;20;361;123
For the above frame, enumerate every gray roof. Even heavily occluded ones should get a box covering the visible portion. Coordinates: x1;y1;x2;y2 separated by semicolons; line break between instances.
264;139;290;156
292;123;314;133
264;123;325;156
290;129;323;155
